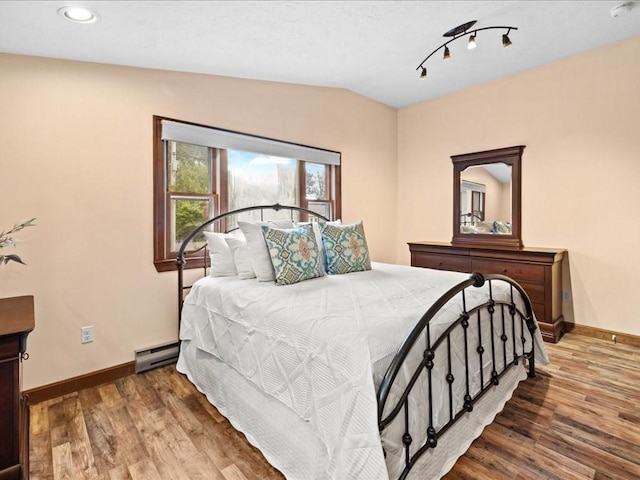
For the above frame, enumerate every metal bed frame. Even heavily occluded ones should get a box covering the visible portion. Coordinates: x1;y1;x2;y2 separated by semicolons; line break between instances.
377;271;536;479
176;204;331;319
176;204;538;479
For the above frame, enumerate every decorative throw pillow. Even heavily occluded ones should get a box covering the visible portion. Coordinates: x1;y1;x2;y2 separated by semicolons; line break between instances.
203;231;238;277
294;219;341;268
321;221;372;275
493;220;512;234
238;220;295;282
261;224;324;285
225;237;256;280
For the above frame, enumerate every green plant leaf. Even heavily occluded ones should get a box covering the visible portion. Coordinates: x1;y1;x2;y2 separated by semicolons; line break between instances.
0;254;26;265
0;218;35;266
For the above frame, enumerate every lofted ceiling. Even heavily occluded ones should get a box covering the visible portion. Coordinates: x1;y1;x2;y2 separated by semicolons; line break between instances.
1;1;639;108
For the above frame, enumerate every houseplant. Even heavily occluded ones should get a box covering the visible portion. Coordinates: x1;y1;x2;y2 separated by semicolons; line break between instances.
0;218;36;265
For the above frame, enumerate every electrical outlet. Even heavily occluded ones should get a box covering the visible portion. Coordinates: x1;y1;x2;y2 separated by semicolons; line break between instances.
562;291;571;301
81;326;94;344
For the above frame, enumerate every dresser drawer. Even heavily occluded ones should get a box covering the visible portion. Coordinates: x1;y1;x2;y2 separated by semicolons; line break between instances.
412;253;471;273
518;282;545;305
471;259;545;284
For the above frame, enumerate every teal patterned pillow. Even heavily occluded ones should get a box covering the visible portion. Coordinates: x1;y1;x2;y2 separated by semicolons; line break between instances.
261;224;324;286
321;221;372;275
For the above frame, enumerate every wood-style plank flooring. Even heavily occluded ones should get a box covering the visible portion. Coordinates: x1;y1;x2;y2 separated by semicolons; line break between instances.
29;333;640;480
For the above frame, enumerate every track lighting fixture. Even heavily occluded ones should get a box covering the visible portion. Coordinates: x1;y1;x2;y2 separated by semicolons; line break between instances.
467;33;477;50
502;30;512;48
416;20;518;78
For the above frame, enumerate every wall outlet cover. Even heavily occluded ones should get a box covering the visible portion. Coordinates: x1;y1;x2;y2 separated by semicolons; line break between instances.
81;326;94;343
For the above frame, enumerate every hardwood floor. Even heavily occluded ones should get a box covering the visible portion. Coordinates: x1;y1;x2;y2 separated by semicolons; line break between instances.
29;333;640;480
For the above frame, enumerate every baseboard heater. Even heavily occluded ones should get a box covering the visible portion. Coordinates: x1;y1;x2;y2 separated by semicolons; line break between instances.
134;341;180;373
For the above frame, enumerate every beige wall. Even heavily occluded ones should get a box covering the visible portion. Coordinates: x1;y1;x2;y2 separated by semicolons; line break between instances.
3;35;639;390
0;54;397;389
397;36;640;336
499;182;511;222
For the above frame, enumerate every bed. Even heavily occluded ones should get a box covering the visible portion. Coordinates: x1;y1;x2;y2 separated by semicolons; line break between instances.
175;204;548;480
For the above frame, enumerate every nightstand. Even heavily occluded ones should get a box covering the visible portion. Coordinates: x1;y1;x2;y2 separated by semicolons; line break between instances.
0;296;34;480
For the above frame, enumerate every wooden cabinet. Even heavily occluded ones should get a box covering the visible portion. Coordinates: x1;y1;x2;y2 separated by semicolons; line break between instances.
0;296;34;480
409;242;566;343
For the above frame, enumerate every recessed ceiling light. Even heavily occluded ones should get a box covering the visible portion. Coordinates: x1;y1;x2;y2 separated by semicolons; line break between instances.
58;6;98;24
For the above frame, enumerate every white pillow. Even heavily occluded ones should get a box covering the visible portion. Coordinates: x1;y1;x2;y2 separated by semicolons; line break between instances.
203;232;237;277
238;220;294;282
225;237;256;280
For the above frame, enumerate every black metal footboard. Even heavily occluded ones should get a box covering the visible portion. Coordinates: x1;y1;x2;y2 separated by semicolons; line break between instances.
377;272;537;479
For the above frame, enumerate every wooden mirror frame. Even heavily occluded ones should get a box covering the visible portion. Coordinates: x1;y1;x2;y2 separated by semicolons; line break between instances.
452;145;525;248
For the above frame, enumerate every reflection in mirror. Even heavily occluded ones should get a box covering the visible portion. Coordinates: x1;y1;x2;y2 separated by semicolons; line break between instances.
452;145;524;248
460;164;512;235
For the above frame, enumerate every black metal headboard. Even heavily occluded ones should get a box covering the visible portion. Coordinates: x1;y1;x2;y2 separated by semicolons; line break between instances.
176;203;331;320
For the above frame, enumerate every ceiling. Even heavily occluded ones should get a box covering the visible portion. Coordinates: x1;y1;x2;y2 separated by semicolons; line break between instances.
1;1;639;108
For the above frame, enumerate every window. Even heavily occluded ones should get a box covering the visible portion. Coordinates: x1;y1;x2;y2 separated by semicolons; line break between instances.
167;142;216;252
460;181;486;225
153;116;341;271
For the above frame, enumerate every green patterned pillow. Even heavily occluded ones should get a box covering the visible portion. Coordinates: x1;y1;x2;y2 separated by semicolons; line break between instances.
261;224;324;285
321;221;372;275
493;220;512;234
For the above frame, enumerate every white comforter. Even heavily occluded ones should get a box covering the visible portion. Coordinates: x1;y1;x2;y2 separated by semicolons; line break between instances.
178;262;548;479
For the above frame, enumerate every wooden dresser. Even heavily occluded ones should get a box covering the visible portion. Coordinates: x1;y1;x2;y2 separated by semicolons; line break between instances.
0;296;34;480
408;242;566;343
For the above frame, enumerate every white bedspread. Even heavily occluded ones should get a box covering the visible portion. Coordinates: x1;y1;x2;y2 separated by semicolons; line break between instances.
178;262;548;479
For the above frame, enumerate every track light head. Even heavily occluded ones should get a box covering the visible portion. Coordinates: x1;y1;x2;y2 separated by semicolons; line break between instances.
467;34;477;50
502;32;512;48
443;45;451;60
420;66;427;79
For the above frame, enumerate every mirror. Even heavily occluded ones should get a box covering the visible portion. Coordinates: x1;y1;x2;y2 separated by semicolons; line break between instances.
460;165;510;233
452;145;524;248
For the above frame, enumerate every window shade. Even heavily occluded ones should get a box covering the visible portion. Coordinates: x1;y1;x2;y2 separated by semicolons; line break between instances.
461;181;486;193
161;120;340;166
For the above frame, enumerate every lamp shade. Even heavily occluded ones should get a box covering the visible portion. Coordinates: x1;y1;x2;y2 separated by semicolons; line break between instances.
467;34;477;50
